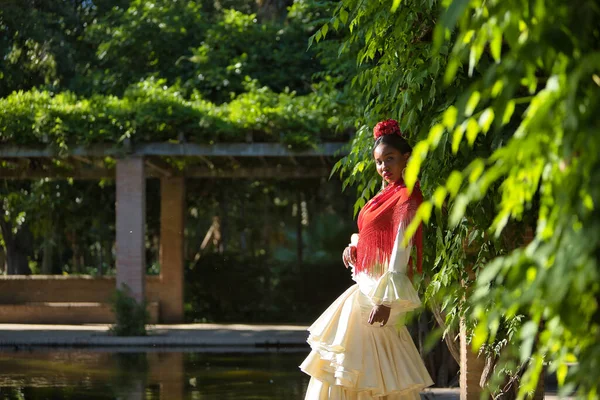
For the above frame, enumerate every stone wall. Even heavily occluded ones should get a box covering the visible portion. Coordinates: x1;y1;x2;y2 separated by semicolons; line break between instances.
0;275;165;323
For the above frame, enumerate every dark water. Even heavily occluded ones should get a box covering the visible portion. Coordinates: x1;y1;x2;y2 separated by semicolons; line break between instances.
0;349;310;399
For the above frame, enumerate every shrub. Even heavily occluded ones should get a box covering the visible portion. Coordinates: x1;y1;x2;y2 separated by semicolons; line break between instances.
110;284;149;336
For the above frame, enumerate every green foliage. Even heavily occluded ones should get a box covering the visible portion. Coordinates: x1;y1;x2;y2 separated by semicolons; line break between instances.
1;0;347;147
185;252;354;323
1;0;331;100
81;0;206;96
110;284;148;336
0;179;119;275
323;0;600;397
272;211;355;263
0;0;83;96
186;7;322;102
0;78;346;148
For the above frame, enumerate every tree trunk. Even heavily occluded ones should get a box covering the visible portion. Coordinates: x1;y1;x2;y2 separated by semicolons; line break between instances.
256;0;293;21
72;238;81;273
0;245;6;274
296;191;303;264
67;228;83;273
0;219;32;275
262;193;272;254
97;242;104;276
419;312;437;383
437;340;451;387
41;233;54;274
429;296;461;364
219;194;227;253
240;200;247;254
104;241;114;273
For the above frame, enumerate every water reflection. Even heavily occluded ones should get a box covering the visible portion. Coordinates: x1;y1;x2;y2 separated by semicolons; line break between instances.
0;349;310;399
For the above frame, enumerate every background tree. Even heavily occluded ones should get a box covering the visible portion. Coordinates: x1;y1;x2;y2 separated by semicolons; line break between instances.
0;0;349;278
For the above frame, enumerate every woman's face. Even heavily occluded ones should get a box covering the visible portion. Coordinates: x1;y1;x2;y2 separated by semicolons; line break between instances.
373;143;410;183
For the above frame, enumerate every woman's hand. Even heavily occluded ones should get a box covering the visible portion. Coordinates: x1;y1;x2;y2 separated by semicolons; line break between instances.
342;246;357;269
368;304;391;327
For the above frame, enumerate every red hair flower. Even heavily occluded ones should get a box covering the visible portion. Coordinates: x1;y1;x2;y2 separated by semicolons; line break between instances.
373;119;402;139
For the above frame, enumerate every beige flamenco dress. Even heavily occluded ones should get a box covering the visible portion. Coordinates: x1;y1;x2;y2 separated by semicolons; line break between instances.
300;224;433;399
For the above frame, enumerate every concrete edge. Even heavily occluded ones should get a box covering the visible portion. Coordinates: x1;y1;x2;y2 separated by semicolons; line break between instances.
0;339;309;347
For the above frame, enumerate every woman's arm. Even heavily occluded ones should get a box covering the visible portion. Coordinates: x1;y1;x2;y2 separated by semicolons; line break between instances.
342;233;359;269
368;304;391;326
367;199;423;324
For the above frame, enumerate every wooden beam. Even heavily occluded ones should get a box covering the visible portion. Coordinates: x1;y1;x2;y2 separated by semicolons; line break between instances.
0;166;332;179
228;156;239;166
145;158;173;178
198;155;214;169
0;167;116;180
0;142;346;158
137;142;346;158
319;155;327;166
72;156;94;165
184;166;331;178
0;144;121;158
0;158;25;167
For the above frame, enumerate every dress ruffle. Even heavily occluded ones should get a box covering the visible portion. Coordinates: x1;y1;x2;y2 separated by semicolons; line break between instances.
300;285;433;399
367;271;421;310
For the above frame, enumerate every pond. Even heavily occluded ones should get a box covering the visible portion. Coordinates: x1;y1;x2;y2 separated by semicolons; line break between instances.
0;349;310;399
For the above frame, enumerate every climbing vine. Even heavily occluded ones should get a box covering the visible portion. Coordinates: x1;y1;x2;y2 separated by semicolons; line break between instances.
320;0;600;397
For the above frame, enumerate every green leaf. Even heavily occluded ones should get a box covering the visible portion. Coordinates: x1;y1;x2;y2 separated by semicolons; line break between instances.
557;363;568;386
451;123;465;154
443;106;458;129
502;100;515;125
582;193;594;210
417;201;433;223
520;321;538;363
391;0;402;13
444;58;461;85
462;30;475;44
433;187;448;209
405;141;429;190
477;258;504;285
472;320;489;351
491;80;504;98
466;118;480;145
468;159;485;183
491;27;502;62
339;8;349;25
449;194;468;227
478;108;495;133
446;170;463;198
440;0;470;31
428;123;445;148
465;91;480;116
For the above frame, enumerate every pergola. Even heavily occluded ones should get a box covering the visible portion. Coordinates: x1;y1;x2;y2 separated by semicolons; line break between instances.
0;141;346;323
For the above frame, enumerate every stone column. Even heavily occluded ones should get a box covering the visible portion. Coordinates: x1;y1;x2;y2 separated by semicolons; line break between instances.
159;176;185;323
152;352;184;399
460;318;487;400
116;157;146;304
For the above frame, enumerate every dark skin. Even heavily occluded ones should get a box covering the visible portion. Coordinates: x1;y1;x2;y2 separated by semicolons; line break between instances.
342;142;410;327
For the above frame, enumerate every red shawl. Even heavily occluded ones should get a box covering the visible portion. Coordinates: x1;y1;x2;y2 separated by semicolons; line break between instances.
355;180;423;279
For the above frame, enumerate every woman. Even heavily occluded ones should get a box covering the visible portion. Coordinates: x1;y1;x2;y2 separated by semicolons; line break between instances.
300;119;433;399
